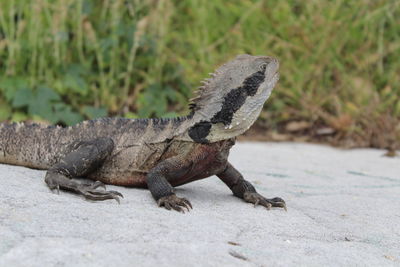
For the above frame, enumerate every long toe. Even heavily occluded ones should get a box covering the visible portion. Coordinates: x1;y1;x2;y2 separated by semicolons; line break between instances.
244;192;286;211
77;185;123;204
267;197;286;211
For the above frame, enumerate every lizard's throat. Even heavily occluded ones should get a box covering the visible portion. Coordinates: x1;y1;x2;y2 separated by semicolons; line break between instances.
205;98;265;142
185;85;273;143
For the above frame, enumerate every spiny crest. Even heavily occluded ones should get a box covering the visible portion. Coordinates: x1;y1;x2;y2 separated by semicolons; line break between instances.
189;73;216;111
188;71;221;112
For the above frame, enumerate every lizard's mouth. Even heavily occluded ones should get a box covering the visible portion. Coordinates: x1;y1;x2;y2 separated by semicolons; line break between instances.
262;57;279;79
259;57;279;97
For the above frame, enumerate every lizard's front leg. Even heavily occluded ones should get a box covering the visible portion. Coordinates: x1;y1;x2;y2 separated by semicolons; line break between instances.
45;137;123;202
146;156;194;213
217;162;286;210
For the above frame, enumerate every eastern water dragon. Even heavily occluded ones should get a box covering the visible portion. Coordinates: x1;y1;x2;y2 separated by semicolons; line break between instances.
0;54;285;212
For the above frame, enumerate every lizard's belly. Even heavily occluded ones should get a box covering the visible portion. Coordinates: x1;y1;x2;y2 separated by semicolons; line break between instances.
89;170;148;187
88;142;169;187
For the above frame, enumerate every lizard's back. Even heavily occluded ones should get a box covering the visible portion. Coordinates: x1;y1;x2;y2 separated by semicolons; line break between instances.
0;117;192;177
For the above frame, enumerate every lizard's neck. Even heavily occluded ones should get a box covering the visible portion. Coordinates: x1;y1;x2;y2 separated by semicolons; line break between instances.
177;103;264;143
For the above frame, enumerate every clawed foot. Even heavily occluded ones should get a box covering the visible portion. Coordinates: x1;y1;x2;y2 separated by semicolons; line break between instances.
46;172;123;203
243;192;286;211
157;194;192;213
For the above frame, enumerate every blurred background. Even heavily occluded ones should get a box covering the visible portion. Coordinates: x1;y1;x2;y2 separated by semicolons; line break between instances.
0;0;399;150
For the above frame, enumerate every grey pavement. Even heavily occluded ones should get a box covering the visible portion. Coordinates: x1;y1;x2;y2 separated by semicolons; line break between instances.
0;142;399;266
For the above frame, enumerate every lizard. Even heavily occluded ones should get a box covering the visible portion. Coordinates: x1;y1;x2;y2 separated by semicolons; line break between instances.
0;54;285;212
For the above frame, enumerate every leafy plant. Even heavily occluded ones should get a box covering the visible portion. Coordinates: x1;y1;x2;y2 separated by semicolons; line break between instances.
0;0;399;148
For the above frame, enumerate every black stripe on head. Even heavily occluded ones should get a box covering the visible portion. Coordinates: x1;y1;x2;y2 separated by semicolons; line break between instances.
242;69;266;96
188;121;212;143
210;69;265;126
188;69;265;143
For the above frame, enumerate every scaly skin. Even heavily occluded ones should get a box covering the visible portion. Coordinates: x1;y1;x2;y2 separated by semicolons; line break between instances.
0;54;285;212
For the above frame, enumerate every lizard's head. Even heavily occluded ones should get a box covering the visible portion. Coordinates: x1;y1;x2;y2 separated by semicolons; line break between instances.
187;54;279;143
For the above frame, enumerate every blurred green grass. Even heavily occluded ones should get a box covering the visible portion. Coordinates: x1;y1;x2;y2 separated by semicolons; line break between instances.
0;0;399;148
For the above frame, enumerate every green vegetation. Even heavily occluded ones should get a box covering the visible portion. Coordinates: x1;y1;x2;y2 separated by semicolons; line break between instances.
0;0;399;148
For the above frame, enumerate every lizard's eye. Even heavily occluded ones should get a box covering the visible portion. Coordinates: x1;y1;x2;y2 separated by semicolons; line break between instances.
259;63;267;72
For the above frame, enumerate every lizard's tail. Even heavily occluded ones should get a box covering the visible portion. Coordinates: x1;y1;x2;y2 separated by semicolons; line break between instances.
0;122;63;169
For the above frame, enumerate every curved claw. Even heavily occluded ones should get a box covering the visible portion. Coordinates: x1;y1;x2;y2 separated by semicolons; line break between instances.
157;194;193;213
257;199;272;210
55;185;60;195
47;181;60;194
164;202;172;210
91;181;107;190
107;190;124;198
171;204;185;213
182;198;193;210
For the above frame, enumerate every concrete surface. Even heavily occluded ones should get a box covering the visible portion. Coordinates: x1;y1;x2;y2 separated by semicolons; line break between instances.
0;142;399;267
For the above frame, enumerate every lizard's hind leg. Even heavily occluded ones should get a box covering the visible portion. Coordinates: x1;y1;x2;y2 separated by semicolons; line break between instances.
44;137;123;203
